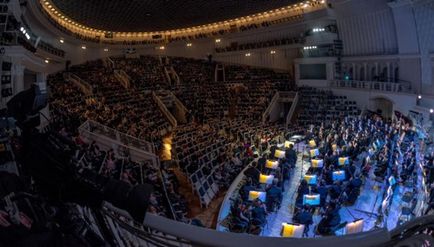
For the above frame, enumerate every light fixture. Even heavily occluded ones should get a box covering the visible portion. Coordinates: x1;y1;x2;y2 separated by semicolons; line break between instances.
186;43;192;47
430;109;434;114
270;50;276;54
215;39;221;43
81;45;86;50
418;95;422;99
245;53;251;57
104;48;109;52
44;59;49;64
159;46;165;50
304;46;318;50
313;28;325;33
59;39;64;43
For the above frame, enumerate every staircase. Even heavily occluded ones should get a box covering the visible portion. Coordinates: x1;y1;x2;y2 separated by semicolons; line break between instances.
164;66;180;87
153;91;177;130
262;91;298;124
286;92;299;127
63;72;93;95
154;91;188;125
114;69;131;89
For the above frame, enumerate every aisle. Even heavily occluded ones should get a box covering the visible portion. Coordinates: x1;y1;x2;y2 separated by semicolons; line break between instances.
263;143;310;236
262;149;388;237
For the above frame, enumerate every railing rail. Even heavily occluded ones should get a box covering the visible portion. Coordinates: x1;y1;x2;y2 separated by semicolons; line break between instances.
330;80;413;94
262;91;280;123
63;72;93;95
170;91;189;114
152;92;177;128
286;92;299;126
114;69;130;89
78;120;156;155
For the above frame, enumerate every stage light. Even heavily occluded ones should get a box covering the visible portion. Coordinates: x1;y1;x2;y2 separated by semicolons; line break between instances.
159;46;165;50
186;43;192;47
104;48;109;52
430;109;433;114
44;59;49;64
215;39;221;43
245;53;251;57
418;95;422;99
59;39;64;43
270;50;276;54
81;45;86;50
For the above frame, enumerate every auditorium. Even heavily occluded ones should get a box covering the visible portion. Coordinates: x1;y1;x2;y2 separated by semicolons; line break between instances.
0;0;434;246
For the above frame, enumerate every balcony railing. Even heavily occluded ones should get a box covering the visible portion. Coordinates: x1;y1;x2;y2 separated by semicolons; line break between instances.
96;201;434;247
329;80;413;94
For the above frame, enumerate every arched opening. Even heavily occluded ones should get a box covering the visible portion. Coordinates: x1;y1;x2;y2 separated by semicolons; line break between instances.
369;96;394;120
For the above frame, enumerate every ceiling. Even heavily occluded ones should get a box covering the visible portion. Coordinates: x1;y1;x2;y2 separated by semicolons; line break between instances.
49;0;299;32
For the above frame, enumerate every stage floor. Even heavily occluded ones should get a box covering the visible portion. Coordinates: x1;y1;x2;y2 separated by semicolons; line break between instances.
261;143;403;237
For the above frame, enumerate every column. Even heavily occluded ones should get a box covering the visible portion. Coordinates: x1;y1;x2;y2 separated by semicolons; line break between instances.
12;64;25;94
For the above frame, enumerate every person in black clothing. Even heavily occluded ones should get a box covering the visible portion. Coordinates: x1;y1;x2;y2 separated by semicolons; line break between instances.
244;162;260;184
266;179;283;211
293;205;313;237
250;199;267;227
285;144;297;169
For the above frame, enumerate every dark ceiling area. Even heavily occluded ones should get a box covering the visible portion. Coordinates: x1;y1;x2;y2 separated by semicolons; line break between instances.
50;0;298;32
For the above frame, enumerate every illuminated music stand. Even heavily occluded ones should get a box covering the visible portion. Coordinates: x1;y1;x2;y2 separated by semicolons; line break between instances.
338;157;350;166
332;170;346;181
266;160;279;169
304;174;317;185
302;194;320;206
311;159;324;168
345;219;364;235
259;174;274;185
281;223;305;238
248;191;267;202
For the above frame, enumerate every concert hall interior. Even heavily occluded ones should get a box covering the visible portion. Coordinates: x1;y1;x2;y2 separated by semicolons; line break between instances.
0;0;434;246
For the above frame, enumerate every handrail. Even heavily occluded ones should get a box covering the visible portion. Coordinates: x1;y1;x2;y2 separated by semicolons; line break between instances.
262;91;280;123
142;213;390;247
79;120;156;155
170;91;189;114
114;69;130;89
329;80;413;94
63;72;93;95
286;92;299;126
152;92;177;128
216;159;257;231
97;202;434;247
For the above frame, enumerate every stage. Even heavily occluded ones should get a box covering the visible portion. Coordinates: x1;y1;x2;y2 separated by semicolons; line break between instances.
261;143;403;237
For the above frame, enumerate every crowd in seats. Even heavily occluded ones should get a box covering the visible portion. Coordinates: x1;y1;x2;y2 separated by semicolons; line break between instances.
297;87;360;126
215;36;304;53
225;65;290;81
173;119;292;208
51;123;189;220
111;56;168;89
171;57;215;84
49;60;172;142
